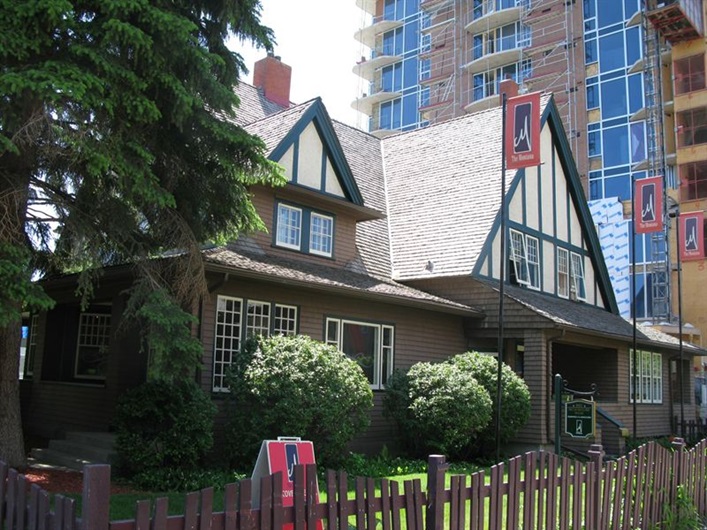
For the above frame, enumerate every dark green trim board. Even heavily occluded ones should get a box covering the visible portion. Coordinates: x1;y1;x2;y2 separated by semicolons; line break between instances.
541;99;619;314
269;99;364;205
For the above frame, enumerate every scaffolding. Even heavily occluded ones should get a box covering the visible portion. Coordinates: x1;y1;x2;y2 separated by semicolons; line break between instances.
640;2;672;323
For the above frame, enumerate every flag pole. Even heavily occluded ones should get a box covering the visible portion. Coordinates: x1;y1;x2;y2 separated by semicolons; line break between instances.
631;174;637;437
495;92;507;463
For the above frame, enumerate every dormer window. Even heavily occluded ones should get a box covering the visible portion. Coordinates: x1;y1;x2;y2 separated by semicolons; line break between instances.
275;202;334;258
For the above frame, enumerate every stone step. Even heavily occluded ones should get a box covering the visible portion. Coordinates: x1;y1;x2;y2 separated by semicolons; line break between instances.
29;432;117;471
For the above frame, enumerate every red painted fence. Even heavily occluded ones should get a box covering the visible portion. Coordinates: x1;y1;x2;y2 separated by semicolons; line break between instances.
1;438;705;530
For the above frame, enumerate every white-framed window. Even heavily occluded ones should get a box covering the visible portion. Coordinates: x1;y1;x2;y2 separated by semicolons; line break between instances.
557;247;570;298
246;300;270;338
214;296;243;392
24;314;38;378
325;318;394;390
274;304;298;335
213;296;298;392
509;229;540;289
276;204;302;250
74;312;111;379
630;350;663;404
526;236;540;289
310;213;333;257
275;202;335;257
570;252;587;301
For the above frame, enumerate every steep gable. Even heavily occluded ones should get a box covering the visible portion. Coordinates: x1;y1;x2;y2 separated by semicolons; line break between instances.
245;98;364;206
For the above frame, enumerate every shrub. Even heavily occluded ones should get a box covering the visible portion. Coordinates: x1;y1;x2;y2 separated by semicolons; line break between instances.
224;334;374;469
383;362;492;459
114;380;217;478
449;352;531;454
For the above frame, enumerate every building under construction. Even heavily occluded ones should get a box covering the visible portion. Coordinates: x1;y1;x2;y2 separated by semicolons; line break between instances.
352;1;706;365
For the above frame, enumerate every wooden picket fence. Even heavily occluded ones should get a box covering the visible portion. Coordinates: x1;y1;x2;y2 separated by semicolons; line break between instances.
1;438;706;530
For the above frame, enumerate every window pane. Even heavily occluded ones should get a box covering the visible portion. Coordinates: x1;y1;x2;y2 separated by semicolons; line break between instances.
276;204;302;249
75;313;111;378
342;322;380;386
214;296;242;391
246;301;270;338
599;32;625;73
274;305;297;335
558;248;569;297
310;213;333;256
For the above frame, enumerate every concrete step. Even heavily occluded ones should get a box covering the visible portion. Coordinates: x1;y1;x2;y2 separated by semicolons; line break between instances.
29;448;96;472
29;432;117;471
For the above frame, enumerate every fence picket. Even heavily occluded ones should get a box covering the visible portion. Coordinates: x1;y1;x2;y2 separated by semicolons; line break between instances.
536;452;547;530
336;471;348;530
259;474;273;530
507;456;520;530
354;476;365;530
306;465;318;530
223;482;238;530
411;479;424;530
522;452;535;530
380;478;391;530
16;473;27;530
389;478;402;530
559;458;570;530
133;499;151;530
366;478;376;530
152;496;168;530
546;453;558;530
469;469;483;530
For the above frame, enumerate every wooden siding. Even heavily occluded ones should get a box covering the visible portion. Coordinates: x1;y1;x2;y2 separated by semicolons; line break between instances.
200;274;468;454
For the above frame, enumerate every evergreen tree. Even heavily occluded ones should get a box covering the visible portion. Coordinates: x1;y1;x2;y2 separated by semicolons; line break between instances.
0;0;284;467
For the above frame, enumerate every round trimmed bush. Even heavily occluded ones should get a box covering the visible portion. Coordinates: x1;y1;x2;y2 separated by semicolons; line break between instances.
449;351;531;454
114;380;217;477
224;334;374;469
384;362;492;458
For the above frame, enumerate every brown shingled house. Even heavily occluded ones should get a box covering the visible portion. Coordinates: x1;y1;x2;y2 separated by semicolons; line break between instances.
21;56;704;464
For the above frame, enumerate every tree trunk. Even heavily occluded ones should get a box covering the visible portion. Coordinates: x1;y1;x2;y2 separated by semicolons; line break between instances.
0;318;26;468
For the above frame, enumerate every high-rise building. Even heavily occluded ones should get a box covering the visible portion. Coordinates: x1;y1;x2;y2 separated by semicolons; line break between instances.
353;1;705;349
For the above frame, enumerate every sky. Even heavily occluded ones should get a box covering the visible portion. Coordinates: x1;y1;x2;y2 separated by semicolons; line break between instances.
228;0;370;128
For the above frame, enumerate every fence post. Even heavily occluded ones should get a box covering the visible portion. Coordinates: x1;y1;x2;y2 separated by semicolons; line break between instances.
81;464;111;530
426;455;447;530
588;444;604;530
671;437;685;485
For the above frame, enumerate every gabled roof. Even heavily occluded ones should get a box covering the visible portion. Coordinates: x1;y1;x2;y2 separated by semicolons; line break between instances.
203;241;483;317
477;279;706;355
231;82;289;126
243;98;365;206
380;94;617;312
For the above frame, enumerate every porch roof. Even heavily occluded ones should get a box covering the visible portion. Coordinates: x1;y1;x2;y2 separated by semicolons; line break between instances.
484;280;707;355
202;242;484;318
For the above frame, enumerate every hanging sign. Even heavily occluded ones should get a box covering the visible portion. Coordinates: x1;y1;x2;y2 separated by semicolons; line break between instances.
564;399;596;439
634;176;664;234
680;211;705;261
505;91;541;170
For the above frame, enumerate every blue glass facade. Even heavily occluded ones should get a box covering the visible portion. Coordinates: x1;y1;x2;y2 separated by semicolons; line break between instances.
374;0;428;132
583;0;669;319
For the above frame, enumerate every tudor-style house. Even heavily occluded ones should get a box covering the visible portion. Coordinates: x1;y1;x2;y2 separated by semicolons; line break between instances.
21;56;704;465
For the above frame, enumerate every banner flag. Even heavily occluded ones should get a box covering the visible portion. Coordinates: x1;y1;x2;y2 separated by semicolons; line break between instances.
634;176;664;234
680;211;704;261
505;92;541;170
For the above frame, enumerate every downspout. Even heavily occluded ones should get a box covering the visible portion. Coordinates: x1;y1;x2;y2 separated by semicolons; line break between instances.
546;328;566;446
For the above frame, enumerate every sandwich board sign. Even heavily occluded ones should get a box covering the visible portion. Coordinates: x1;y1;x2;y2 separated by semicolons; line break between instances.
251;437;321;530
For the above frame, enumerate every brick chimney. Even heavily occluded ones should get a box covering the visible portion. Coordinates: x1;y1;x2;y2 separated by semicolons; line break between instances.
253;53;292;107
499;77;519;105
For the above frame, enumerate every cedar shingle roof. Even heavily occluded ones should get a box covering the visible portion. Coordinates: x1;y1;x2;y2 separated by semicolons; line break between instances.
481;280;706;354
381;95;553;282
203;241;482;316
